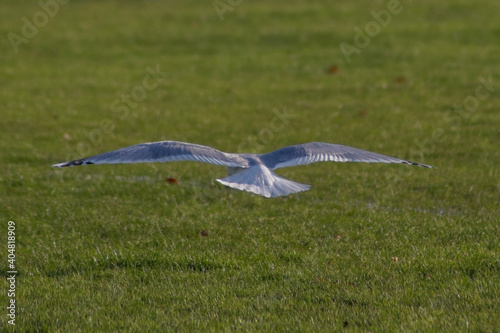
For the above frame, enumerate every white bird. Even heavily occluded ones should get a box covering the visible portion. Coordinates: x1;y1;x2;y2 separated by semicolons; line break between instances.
53;141;432;198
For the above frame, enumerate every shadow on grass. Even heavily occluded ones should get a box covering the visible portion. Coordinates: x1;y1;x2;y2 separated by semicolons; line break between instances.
41;257;240;278
96;257;237;273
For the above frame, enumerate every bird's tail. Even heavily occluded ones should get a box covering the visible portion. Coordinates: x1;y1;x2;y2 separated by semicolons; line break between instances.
216;164;310;198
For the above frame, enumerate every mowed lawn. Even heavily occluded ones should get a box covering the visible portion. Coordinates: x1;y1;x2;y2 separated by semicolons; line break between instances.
1;0;499;331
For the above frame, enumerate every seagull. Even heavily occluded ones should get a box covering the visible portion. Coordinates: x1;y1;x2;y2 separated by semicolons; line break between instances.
53;141;432;198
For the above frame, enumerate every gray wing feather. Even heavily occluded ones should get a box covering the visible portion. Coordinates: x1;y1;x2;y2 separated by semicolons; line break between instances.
260;142;433;170
52;141;248;168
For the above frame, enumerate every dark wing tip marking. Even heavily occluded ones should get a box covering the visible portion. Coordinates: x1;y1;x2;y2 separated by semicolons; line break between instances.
401;161;434;168
52;160;94;168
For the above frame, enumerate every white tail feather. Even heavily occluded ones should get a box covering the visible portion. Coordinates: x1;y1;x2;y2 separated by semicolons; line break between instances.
216;164;310;198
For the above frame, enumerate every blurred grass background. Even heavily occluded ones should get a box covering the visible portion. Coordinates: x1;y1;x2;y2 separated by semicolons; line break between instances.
0;0;499;331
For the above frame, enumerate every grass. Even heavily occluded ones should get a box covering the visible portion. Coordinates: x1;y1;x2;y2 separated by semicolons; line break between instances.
1;0;499;331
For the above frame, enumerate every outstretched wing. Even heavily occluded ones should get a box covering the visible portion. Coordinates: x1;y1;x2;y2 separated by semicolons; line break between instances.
53;141;249;168
260;142;433;170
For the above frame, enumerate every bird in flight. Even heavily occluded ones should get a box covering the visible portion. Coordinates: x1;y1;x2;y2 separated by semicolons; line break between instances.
53;141;432;198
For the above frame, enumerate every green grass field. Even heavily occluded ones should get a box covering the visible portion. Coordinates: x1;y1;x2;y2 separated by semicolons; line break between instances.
1;0;499;331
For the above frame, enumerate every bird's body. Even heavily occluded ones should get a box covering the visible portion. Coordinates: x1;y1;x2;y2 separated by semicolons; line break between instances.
53;141;432;198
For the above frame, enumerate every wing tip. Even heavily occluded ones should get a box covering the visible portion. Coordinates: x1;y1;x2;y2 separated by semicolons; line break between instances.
52;160;94;168
403;161;434;168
